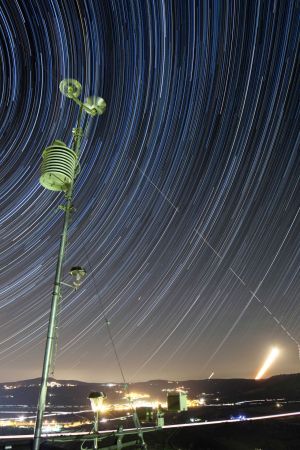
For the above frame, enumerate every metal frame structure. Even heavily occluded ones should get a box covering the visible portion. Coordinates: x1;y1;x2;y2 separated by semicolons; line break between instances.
44;426;158;450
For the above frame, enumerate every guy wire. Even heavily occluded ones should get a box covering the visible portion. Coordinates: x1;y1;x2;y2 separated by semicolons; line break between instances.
83;249;145;441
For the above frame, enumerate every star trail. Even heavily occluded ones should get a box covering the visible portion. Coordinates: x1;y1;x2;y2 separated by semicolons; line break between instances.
0;0;299;384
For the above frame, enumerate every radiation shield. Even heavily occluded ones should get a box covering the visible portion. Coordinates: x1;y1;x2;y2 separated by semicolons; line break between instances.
39;140;77;191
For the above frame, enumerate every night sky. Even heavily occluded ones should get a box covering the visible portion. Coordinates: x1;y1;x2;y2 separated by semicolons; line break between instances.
0;0;299;384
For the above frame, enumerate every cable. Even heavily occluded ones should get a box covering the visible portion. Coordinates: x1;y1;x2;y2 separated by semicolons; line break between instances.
83;248;147;448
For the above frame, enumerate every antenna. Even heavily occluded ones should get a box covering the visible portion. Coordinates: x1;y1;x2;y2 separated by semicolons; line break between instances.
33;80;106;450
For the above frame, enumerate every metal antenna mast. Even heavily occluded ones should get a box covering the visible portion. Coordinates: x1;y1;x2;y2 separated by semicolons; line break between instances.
33;79;106;450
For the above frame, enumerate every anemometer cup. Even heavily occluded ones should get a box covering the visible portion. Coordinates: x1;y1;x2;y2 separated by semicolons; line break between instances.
83;96;107;116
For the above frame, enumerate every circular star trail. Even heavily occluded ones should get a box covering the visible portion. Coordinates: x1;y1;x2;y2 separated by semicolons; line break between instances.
0;0;299;383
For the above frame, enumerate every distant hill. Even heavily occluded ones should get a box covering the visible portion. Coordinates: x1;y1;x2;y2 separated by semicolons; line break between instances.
1;373;299;407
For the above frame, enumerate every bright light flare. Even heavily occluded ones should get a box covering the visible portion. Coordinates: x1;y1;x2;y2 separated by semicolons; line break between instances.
255;347;280;380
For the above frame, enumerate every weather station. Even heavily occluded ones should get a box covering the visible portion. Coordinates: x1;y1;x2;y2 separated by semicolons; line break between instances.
33;79;107;450
32;80;158;450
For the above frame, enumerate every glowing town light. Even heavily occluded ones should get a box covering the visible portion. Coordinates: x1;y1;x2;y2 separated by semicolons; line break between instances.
88;392;107;412
255;347;280;380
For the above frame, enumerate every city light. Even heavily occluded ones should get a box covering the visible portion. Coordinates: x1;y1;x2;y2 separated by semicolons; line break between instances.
88;392;107;413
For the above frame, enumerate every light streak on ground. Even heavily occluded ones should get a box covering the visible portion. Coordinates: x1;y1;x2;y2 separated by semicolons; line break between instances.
255;347;280;379
1;411;300;440
161;411;300;429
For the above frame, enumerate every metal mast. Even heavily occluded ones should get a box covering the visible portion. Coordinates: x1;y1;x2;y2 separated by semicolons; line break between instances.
33;79;106;450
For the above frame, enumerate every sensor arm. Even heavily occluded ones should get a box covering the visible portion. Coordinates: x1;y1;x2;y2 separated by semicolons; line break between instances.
59;79;106;117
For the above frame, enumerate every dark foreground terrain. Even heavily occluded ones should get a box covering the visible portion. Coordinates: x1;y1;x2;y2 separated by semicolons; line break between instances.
1;417;300;450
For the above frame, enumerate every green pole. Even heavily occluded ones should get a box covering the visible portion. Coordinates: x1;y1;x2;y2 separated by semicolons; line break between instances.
94;410;99;450
33;184;74;450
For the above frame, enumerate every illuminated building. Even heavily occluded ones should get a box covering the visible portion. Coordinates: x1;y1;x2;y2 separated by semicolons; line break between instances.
167;392;188;412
